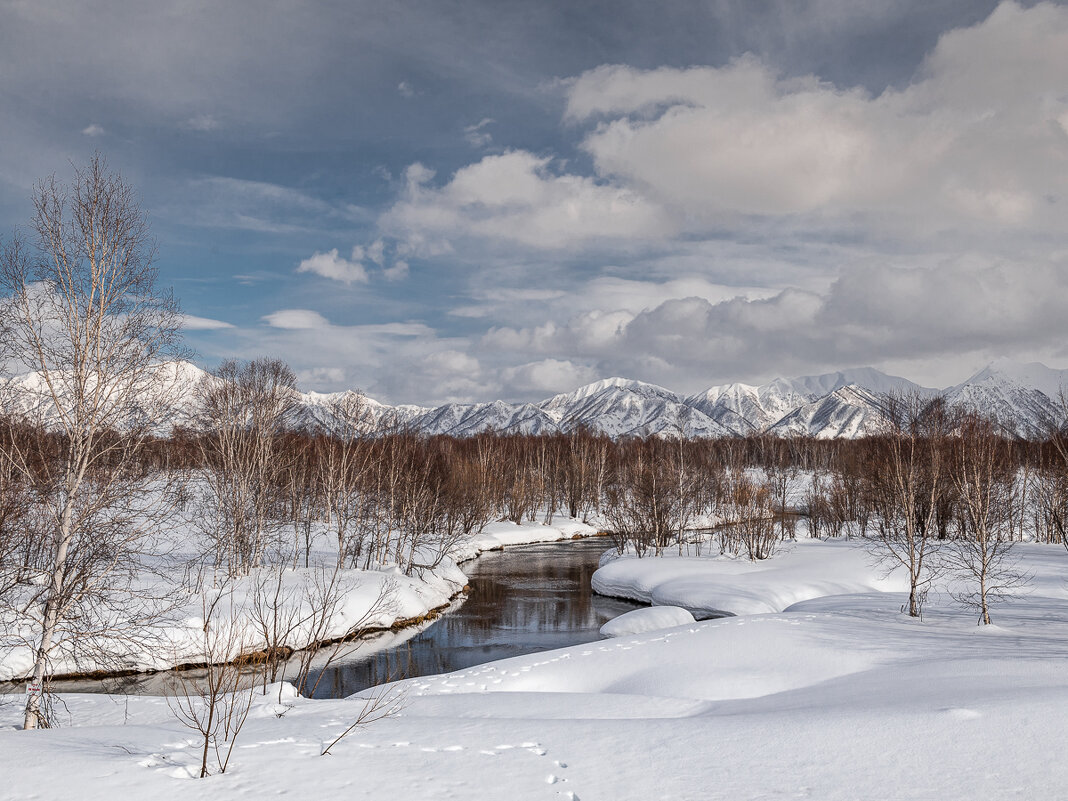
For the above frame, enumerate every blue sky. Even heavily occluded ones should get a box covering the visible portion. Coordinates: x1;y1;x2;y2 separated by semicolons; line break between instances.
2;1;1067;404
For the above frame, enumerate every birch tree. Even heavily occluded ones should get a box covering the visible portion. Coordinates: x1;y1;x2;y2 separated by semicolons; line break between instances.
867;393;951;617
0;155;184;729
948;413;1027;624
196;358;297;575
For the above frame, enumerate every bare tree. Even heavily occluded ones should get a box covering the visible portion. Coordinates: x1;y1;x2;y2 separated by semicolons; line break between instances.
316;392;375;569
602;438;697;557
319;683;406;756
196;358;297;575
0;155;184;729
865;393;950;618
168;583;258;778
732;473;777;560
766;441;800;541
947;413;1028;624
1041;389;1068;548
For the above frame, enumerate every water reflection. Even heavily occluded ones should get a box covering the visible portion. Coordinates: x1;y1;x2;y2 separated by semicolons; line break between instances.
32;537;640;700
303;537;641;698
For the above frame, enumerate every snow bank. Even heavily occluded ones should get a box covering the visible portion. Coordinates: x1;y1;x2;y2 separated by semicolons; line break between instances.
0;561;468;682
592;539;907;618
460;518;601;559
599;605;694;637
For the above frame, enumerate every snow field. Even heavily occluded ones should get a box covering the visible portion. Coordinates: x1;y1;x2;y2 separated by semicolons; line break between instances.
4;539;1068;798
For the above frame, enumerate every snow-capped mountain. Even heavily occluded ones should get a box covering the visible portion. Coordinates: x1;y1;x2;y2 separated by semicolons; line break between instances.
767;385;891;439
685;368;930;437
415;401;557;437
4;359;1066;440
540;378;732;438
686;381;808;435
944;361;1067;437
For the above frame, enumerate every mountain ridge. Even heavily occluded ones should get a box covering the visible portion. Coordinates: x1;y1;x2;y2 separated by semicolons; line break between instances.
5;360;1066;440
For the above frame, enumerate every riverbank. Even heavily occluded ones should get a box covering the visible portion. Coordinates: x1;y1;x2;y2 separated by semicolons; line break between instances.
0;516;603;684
5;537;1068;799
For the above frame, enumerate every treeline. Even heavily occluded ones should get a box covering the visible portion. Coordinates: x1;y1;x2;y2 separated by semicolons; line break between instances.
7;377;1067;581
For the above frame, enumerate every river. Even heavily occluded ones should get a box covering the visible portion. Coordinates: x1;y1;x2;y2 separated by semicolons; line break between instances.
41;536;642;700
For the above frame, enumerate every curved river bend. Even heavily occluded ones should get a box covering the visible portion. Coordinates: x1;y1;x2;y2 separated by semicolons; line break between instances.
47;537;641;700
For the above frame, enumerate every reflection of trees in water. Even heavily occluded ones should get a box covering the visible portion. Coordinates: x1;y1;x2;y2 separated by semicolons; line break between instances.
41;539;641;701
307;539;639;698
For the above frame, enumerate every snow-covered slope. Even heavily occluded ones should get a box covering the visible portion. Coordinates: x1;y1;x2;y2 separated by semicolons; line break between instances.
0;359;211;434
685;368;931;437
945;362;1064;437
767;385;891;439
686;380;811;435
540;378;732;438
414;400;558;437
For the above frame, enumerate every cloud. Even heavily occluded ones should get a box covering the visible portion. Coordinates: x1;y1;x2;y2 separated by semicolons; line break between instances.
371;2;1068;264
181;313;234;330
194;315;489;404
500;358;598;396
185;114;219;131
171;176;356;234
381;149;675;251
482;254;1068;391
449;287;568;318
382;259;409;281
262;309;331;329
296;366;346;388
81;124;105;136
464;118;495;147
397;81;414;98
566;3;1068;236
296;248;369;284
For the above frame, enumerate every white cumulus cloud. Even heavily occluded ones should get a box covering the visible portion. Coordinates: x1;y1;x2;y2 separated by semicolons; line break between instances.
262;308;331;329
380;150;675;251
296;248;369;284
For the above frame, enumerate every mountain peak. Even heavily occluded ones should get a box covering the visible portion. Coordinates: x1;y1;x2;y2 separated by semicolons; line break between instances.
542;376;678;407
958;360;1068;401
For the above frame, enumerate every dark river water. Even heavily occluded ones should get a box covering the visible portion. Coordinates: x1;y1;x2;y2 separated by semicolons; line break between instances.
304;537;641;698
41;536;642;700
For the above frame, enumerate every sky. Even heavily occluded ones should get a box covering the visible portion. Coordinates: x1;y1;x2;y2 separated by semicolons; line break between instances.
1;0;1067;405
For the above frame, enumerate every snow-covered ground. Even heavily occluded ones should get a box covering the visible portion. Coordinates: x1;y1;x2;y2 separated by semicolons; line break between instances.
4;538;1068;799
